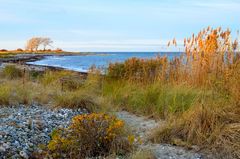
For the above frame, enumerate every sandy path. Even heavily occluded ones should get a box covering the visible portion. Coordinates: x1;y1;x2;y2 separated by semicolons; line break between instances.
116;111;204;159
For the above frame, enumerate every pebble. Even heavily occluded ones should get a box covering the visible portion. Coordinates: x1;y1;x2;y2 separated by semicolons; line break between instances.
0;104;87;158
20;151;28;159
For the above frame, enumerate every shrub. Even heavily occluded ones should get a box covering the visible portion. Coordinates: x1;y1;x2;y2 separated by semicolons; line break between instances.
16;48;23;51
108;57;168;83
0;49;8;52
55;48;63;52
2;65;23;79
46;113;133;158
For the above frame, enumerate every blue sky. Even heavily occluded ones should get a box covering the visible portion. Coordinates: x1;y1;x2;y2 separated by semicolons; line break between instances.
0;0;239;51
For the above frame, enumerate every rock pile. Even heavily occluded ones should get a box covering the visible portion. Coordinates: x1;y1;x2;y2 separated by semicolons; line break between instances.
0;105;86;158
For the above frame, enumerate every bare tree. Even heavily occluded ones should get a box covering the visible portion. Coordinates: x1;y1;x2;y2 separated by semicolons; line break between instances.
26;37;42;51
25;38;35;51
26;37;53;51
41;38;53;51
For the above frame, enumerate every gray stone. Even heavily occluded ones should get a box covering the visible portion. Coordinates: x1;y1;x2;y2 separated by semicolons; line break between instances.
0;105;85;158
0;146;6;152
19;151;29;159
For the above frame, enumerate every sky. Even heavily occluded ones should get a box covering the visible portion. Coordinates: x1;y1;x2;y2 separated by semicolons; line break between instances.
0;0;239;52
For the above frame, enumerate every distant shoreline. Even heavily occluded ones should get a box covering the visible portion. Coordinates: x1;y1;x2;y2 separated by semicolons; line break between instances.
0;52;90;75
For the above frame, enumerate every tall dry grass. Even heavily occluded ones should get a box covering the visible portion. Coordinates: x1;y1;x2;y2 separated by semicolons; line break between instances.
106;27;240;158
108;27;239;87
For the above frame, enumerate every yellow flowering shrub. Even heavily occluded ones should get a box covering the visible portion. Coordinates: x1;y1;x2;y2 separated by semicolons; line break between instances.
46;113;133;158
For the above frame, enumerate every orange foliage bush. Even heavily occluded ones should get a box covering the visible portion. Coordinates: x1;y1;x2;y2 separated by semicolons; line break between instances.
45;113;133;158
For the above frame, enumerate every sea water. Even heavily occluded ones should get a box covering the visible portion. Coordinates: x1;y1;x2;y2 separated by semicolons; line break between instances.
27;52;182;72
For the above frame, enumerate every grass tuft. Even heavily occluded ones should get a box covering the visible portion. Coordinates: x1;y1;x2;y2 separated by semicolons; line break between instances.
2;65;23;79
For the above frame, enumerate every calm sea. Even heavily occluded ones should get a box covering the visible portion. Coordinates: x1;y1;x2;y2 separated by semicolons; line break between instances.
27;52;182;72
